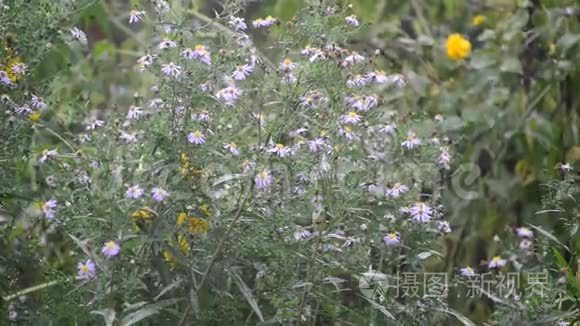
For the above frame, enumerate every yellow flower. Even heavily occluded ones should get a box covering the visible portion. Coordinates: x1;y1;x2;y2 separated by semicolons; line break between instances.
131;206;154;231
177;235;190;254
163;250;177;269
189;216;209;234
28;112;41;123
472;15;486;26
1;48;24;83
445;34;472;61
176;212;187;226
199;204;211;217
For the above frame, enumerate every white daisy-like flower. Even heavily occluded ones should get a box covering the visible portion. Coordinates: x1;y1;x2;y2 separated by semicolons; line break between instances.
0;70;12;85
282;73;297;84
39;149;58;163
187;131;206;145
125;185;144;199
409;202;433;223
343;52;365;66
519;239;532;250
45;175;57;188
308;49;327;63
515;227;533;239
137;54;155;69
279;58;297;73
252;16;277;28
294;228;312;241
126;105;143;120
161;62;182;78
345;15;360;26
232;64;254;80
223;142;240;156
401;131;421;149
488;256;507;269
119;130;138;143
30;95;47;110
148;98;164;110
15;105;32;116
559;163;573;173
460;266;476;277
199;81;213;93
383;232;400;246
228;16;247;31
84;117;105;130
308;138;329;153
437;147;452;170
268;143;291;157
159;39;177;50
437;220;452;233
378;124;397;135
70;27;87;42
340;111;363;125
300;45;317;56
385;183;409;199
11;62;27;75
129;10;145;24
151;187;170;202
386;74;407;87
216;86;242;105
255;170;273;189
191;45;211;65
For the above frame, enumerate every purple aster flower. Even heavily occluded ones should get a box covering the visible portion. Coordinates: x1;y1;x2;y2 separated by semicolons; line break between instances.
126;185;144;199
488;256;507;269
383;232;400;246
255;170;273;189
101;241;121;258
460;266;476;277
409;202;433;223
77;259;96;280
42;199;58;219
151;187;169;202
187;131;206;145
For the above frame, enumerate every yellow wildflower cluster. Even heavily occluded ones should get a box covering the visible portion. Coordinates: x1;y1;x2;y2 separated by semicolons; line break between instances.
131;206;155;231
176;211;210;234
163;235;190;269
179;153;205;180
1;47;24;83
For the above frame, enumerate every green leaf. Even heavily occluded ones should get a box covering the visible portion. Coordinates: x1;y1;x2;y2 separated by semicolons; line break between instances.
120;298;182;326
231;269;264;322
529;224;571;252
91;309;116;326
500;57;522;74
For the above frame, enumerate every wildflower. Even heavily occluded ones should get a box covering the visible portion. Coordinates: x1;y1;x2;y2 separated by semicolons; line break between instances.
0;70;12;85
42;199;58;219
343;52;365;66
119;130;138;143
446;33;472;61
101;241;120;257
378;124;397;135
191;45;211;65
300;90;328;109
279;58;297;73
187;131;206;145
460;266;476;277
269;143;291;157
515;227;533;239
437;147;452;170
345;15;359;27
294;227;312;241
472;15;486;26
308;138;329;153
159;39;177;49
519;239;532;250
129;10;145;24
39;149;58;163
437;220;452;233
346;75;369;88
252;16;277;28
224;142;240;156
11;62;27;76
255;170;273;189
232;64;254;80
189;216;210;233
30;94;47;111
300;45;317;56
161;62;182;78
84;117;105;130
340;111;363;125
216;85;242;105
409;202;433;223
401;131;421;149
346;95;379;112
28;111;41;122
151;187;169;202
339;125;358;140
137;54;155;69
126;105;143;120
45;175;57;188
70;27;87;42
77;259;96;280
488;256;507;269
282;73;297;84
228;16;247;31
126;185;144;199
383;232;400;246
385;183;409;199
559;163;573;173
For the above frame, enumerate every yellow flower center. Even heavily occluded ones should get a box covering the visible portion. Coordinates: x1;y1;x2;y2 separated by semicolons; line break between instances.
193;131;202;138
28;112;41;122
348;111;358;118
472;15;486;26
275;143;285;149
80;265;89;273
106;241;116;250
283;58;292;65
388;233;397;240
